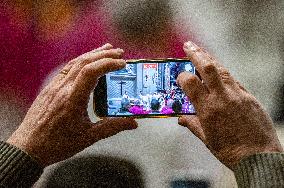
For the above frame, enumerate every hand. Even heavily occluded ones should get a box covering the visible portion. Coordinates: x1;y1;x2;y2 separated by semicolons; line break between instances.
177;41;283;169
7;44;137;166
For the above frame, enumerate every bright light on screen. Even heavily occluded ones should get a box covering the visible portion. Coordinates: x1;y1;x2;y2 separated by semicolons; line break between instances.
106;61;196;116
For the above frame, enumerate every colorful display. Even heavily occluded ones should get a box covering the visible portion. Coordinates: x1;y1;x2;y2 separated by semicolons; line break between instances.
106;61;196;116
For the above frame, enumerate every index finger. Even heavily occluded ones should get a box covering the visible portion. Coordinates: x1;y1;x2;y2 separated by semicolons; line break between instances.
70;58;126;106
60;43;114;77
183;41;225;93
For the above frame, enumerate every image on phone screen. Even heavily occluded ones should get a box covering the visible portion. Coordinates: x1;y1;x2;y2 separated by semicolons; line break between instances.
101;60;196;117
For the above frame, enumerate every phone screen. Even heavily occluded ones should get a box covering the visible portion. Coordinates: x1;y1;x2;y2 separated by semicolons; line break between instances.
104;60;196;117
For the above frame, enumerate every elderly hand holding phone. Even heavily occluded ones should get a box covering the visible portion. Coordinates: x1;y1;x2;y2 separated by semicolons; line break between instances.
0;41;283;187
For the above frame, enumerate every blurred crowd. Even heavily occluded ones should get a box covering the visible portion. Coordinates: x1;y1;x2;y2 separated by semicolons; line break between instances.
119;90;194;115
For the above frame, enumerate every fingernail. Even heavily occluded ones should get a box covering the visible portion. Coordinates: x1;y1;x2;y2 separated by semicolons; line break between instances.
176;72;185;87
102;43;113;48
176;77;181;88
116;48;124;54
118;60;126;67
178;117;186;127
184;41;198;52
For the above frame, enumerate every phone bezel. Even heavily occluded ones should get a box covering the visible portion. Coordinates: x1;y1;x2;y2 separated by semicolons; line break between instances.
93;58;198;118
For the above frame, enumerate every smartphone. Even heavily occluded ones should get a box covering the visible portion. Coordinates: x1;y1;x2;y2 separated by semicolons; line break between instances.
93;58;198;118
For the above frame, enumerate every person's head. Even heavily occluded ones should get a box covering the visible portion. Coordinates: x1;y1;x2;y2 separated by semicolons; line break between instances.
150;99;160;111
121;98;130;111
167;98;174;107
125;91;128;94
172;100;182;113
134;99;140;105
184;96;189;102
44;156;144;187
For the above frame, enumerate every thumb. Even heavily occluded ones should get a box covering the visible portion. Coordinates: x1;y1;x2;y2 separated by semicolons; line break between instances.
178;115;207;143
85;118;138;144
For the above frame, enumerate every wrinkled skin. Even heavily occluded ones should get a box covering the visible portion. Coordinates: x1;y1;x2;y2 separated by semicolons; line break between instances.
177;41;283;169
7;44;137;166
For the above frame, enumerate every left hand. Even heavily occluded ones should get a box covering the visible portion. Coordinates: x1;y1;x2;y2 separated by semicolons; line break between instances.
7;44;138;166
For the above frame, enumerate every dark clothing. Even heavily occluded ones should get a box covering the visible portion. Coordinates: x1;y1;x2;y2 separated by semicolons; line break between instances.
0;141;284;187
0;141;43;187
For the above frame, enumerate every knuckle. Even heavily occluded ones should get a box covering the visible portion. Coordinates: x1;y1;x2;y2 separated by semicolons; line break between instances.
177;71;188;80
98;49;120;57
229;96;242;107
186;74;199;84
82;58;91;65
204;62;217;74
77;56;91;66
81;64;93;75
96;58;118;68
96;50;108;57
219;69;235;84
99;57;113;63
219;68;231;77
223;91;248;110
66;59;77;67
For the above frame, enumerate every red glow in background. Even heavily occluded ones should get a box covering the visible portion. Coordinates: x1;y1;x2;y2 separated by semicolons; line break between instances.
0;1;189;109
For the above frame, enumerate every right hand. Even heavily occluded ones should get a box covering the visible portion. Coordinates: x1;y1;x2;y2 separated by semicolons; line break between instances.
177;41;283;169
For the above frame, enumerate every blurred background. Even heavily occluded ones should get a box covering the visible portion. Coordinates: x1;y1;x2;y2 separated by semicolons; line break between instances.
0;0;283;187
